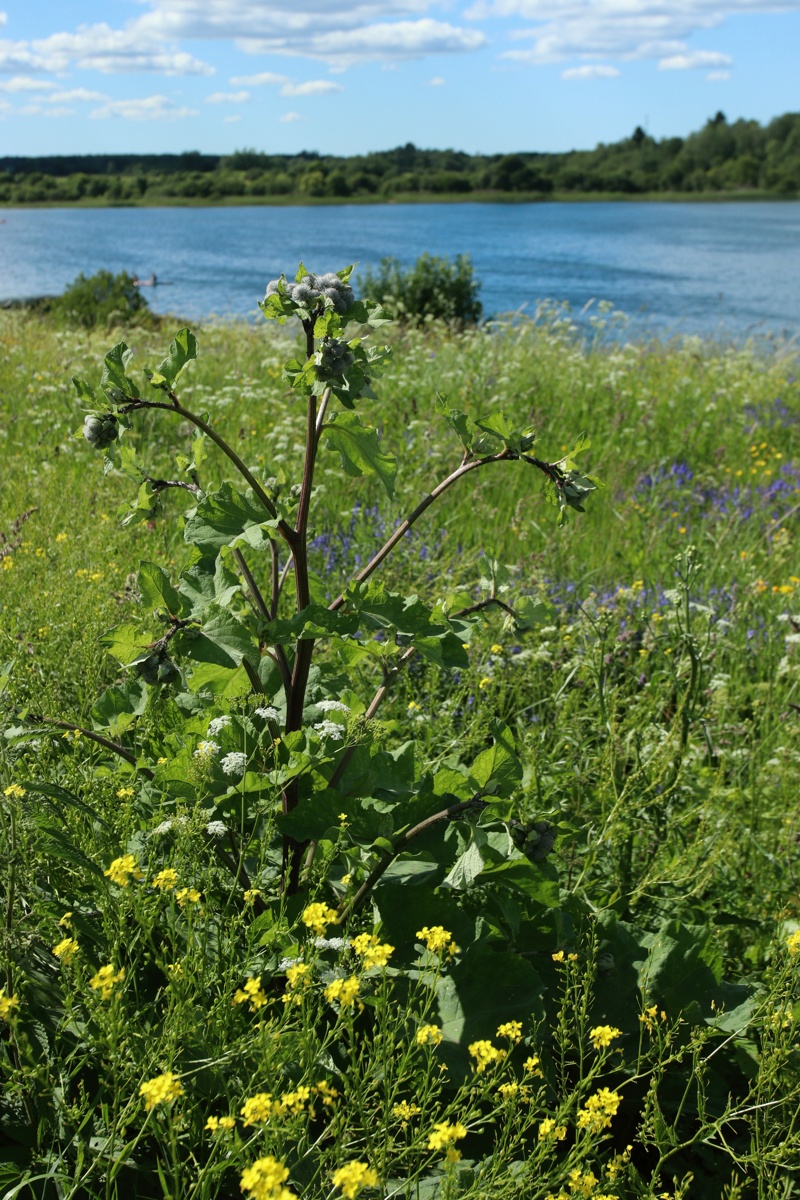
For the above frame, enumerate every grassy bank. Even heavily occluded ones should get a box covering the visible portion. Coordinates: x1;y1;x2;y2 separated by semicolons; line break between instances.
2;306;800;1197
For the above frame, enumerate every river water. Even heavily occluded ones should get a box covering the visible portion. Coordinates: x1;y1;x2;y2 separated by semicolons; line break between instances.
1;200;799;339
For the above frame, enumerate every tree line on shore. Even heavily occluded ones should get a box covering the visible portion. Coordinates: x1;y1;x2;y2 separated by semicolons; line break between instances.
1;110;798;204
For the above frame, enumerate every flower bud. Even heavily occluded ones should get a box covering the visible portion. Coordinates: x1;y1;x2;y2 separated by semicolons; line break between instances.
83;414;118;450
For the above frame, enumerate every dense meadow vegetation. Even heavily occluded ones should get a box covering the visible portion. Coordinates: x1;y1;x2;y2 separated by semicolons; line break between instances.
2;275;800;1200
1;109;799;206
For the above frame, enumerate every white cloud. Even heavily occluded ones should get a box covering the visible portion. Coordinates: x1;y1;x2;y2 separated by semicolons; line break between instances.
223;113;242;122
240;19;486;67
465;1;798;66
30;24;214;75
206;89;249;102
280;79;343;95
90;94;199;120
0;75;56;92
708;68;731;79
428;75;446;84
659;50;732;69
230;71;289;87
280;111;305;122
46;88;110;103
561;63;620;79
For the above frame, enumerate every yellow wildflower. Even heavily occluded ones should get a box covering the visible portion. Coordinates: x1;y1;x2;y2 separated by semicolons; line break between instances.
496;1020;523;1042
301;901;338;937
0;990;20;1021
538;1118;567;1141
468;1039;505;1073
416;1024;443;1046
351;933;394;969
325;976;360;1007
282;962;311;1005
152;868;178;891
52;937;78;964
233;977;269;1011
244;888;261;903
577;1087;621;1133
314;1080;339;1106
273;1086;311;1117
490;643;503;654
89;964;125;1000
176;887;201;906
567;1169;598;1197
240;1155;295;1200
139;1071;184;1111
392;1100;421;1121
427;1121;467;1153
3;784;25;799
116;788;134;798
787;930;800;956
498;1082;520;1099
331;1162;378;1199
416;926;458;956
589;1024;622;1050
478;676;492;689
55;533;68;543
58;912;73;928
205;1114;237;1133
104;854;143;887
524;1054;542;1074
240;1092;274;1127
552;950;565;962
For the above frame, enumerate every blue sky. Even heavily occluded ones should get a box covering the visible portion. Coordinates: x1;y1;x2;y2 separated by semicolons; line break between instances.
1;1;798;157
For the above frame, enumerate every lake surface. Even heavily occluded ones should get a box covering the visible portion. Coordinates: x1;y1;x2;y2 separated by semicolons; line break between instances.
2;201;799;339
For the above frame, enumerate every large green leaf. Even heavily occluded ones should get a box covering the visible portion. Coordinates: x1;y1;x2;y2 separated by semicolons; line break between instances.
469;721;522;795
148;327;198;390
137;561;188;618
183;483;274;555
173;602;258;669
91;679;148;736
98;622;155;667
100;342;137;405
178;556;240;618
436;942;544;1044
321;411;397;497
266;605;360;643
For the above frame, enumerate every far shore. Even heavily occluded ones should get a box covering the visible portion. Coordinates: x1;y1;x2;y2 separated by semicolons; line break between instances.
1;188;798;211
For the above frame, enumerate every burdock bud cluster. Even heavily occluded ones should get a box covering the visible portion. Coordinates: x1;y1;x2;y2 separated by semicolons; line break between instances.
265;271;354;315
510;819;557;862
83;414;118;450
316;337;355;379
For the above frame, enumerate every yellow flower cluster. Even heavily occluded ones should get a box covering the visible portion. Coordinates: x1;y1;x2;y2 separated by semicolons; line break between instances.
576;1087;622;1133
416;926;458;957
240;1092;275;1127
392;1100;421;1121
496;1020;523;1042
351;932;394;969
139;1071;184;1111
152;868;179;891
233;977;269;1011
52;937;79;964
538;1118;567;1141
468;1039;506;1073
240;1155;295;1200
205;1114;236;1133
176;887;201;906
244;888;262;904
116;788;134;798
787;930;800;956
416;1024;443;1046
314;1080;339;1106
0;990;20;1021
301;902;338;937
104;854;143;887
427;1120;468;1164
331;1161;378;1198
589;1024;622;1050
3;784;25;799
89;964;125;1000
498;1082;520;1100
324;976;360;1007
282;962;312;1005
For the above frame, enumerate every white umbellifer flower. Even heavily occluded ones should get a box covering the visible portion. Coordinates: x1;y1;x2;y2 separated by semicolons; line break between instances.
255;706;280;722
151;819;173;836
314;937;348;951
313;720;344;741
206;820;227;837
219;751;248;777
316;700;350;714
207;716;231;736
194;740;219;761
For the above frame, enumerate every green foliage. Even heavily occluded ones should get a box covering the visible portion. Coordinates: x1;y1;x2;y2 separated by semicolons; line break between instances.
48;269;153;329
3;289;800;1197
362;254;483;327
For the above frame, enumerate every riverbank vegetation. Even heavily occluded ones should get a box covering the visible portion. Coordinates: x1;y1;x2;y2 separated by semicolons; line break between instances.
2;286;800;1198
1;110;798;208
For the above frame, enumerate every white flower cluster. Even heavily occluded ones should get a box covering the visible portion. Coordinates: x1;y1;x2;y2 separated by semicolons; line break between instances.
206;820;227;837
316;700;350;714
313;720;345;741
193;740;219;762
207;715;231;736
219;751;248;777
255;706;280;722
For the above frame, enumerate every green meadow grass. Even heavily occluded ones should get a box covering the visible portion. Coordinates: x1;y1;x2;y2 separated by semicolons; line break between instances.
2;307;800;1198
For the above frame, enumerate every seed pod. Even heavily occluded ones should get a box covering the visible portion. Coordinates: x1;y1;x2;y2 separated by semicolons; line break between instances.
83;413;118;450
317;338;355;379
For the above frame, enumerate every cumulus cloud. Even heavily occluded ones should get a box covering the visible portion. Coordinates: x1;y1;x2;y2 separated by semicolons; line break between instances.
223;113;242;121
230;71;289;86
46;88;110;103
708;68;731;79
22;23;214;75
658;50;732;69
562;63;620;79
0;75;56;92
241;19;486;67
465;1;800;66
206;89;249;101
280;111;305;122
90;94;199;120
280;79;343;95
428;75;446;84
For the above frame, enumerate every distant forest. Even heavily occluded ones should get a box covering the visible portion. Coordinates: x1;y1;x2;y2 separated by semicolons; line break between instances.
1;111;798;205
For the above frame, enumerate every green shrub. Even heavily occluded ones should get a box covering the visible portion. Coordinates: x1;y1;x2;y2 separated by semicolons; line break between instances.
361;253;482;326
49;269;153;329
